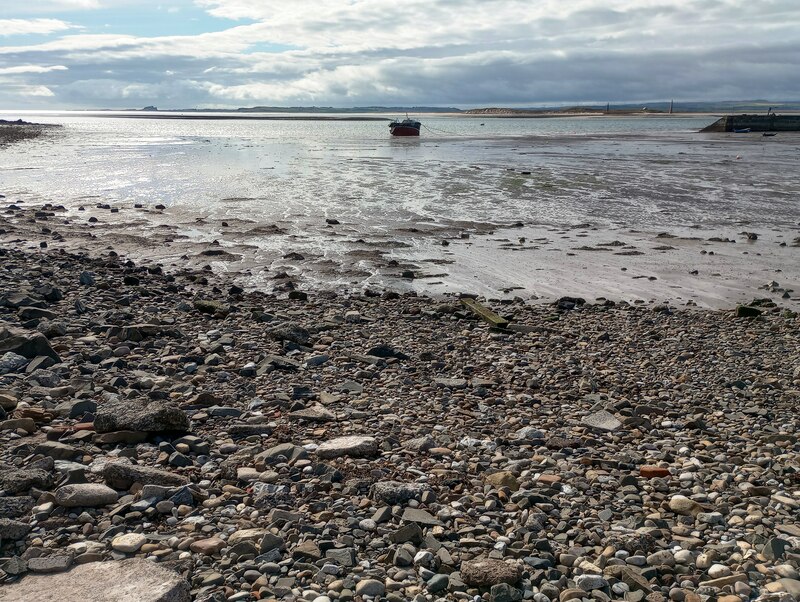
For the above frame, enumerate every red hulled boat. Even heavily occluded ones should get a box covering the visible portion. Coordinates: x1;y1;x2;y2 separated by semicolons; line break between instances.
389;116;421;136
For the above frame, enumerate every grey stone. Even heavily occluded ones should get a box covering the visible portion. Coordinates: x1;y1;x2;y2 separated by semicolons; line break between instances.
94;399;189;433
0;352;28;375
326;547;356;567
582;410;622;432
55;483;118;507
101;462;189;489
575;574;608;591
316;436;378;459
0;518;30;541
35;441;81;461
371;481;432;505
267;322;310;345
461;559;523;587
27;555;73;574
491;583;524;602
762;538;790;561
401;507;443;526
428;574;449;594
0;326;60;362
0;466;53;494
288;404;335;422
0;558;190;601
355;579;385;597
0;496;35;518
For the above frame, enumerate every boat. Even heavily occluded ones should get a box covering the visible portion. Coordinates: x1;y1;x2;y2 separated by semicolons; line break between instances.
732;128;751;133
762;132;777;137
389;116;421;137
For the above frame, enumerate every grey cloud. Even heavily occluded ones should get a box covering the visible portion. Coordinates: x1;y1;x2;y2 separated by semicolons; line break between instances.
0;0;799;108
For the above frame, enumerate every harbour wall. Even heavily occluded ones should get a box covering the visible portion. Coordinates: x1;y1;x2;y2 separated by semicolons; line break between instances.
701;114;800;132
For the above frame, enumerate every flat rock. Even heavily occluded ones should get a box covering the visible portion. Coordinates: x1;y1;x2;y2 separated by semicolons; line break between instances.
0;518;30;541
0;558;190;601
461;559;523;587
401;507;443;526
0;466;53;494
111;533;147;553
101;462;189;489
94;399;189;433
288;404;335;422
55;483;118;507
316;435;379;459
582;410;622;432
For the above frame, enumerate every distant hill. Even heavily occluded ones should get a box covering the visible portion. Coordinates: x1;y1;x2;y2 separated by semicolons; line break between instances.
234;106;462;113
465;101;800;114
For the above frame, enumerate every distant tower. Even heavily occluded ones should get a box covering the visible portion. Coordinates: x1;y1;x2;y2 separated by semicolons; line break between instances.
606;102;610;113
669;99;674;114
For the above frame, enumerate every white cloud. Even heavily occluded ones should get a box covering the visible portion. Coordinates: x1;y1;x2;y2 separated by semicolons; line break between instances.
2;84;56;97
0;0;799;107
0;64;68;74
0;18;73;36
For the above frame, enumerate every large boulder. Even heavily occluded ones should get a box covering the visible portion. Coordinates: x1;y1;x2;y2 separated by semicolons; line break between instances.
0;558;190;601
94;399;189;434
0;326;60;362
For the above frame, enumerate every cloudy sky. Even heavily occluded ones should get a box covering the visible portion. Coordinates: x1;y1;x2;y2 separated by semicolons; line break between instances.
0;0;798;109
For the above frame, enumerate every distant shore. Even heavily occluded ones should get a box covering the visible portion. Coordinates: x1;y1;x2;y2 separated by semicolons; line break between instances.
0;120;58;145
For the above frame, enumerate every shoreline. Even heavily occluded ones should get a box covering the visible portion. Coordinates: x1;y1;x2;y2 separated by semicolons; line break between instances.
0;232;798;600
1;199;797;311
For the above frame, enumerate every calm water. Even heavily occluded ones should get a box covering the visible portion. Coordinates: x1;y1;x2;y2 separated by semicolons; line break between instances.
2;112;798;229
2;111;799;300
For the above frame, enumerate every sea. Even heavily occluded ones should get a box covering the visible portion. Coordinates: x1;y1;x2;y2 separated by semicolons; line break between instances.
2;111;799;306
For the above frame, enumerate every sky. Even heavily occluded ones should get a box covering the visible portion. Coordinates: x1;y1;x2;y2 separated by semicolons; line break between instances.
0;0;798;109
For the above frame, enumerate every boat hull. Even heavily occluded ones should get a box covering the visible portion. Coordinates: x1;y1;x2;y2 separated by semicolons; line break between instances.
389;125;421;136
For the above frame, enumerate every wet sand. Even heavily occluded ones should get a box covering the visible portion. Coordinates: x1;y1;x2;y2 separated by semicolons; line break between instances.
1;199;797;310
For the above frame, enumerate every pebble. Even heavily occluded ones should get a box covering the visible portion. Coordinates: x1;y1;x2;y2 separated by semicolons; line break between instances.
0;235;797;602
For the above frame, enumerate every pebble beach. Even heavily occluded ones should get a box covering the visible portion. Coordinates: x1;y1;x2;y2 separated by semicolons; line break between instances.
0;197;798;602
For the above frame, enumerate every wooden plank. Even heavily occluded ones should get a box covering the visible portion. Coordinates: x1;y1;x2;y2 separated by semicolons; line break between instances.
460;298;509;329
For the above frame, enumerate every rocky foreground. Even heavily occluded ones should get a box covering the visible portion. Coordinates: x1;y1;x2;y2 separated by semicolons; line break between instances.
0;240;798;602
